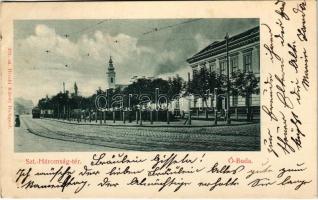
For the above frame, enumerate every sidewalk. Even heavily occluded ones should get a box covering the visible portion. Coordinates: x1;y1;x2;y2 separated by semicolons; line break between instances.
43;117;259;128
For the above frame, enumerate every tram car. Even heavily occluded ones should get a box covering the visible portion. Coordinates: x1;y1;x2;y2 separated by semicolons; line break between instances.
32;107;41;118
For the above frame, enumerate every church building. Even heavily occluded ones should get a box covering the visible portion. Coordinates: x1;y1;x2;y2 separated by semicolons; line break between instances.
106;56;128;91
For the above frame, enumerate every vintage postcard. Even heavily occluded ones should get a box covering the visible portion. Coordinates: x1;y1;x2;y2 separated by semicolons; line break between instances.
0;1;317;198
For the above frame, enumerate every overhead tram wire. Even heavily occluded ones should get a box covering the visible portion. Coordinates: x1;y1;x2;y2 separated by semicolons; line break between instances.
42;48;81;68
58;19;151;57
62;19;110;38
61;19;153;39
62;18;205;43
104;18;208;45
16;19;152;70
137;36;225;43
38;18;206;68
142;18;203;35
44;18;206;51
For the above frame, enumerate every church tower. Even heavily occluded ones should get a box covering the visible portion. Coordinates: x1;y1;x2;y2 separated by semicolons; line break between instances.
74;82;78;96
106;56;116;89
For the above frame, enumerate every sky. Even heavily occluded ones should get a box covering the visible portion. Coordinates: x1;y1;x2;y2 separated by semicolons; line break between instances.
14;18;259;104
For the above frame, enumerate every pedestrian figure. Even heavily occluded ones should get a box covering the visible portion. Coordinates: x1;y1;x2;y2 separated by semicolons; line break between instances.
183;111;191;125
15;115;20;127
181;111;185;119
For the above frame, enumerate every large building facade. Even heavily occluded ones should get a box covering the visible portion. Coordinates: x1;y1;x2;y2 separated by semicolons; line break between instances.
186;26;260;109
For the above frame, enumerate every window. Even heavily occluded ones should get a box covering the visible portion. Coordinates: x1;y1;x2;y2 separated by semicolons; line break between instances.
219;60;226;74
111;77;113;83
200;62;206;69
191;64;198;75
193;69;198;76
243;52;252;72
232;95;238;107
209;61;216;73
230;56;238;74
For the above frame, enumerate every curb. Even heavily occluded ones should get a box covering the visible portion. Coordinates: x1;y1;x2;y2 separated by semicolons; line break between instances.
41;118;258;128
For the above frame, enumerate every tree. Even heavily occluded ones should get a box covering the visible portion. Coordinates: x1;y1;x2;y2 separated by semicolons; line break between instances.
48;92;68;118
230;70;259;121
167;75;184;107
38;97;52;110
186;67;221;108
122;77;171;109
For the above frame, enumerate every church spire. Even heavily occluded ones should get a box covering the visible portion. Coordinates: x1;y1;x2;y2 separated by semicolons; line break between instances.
74;82;78;96
106;56;116;89
108;56;114;70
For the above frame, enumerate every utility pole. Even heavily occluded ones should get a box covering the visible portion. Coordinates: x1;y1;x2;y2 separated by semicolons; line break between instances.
214;88;218;125
187;72;192;125
225;33;231;124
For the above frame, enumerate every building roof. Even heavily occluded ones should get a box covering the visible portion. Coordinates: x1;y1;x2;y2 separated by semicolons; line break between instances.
187;26;259;64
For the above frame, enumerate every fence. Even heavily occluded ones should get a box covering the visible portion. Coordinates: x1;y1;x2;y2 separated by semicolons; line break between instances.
39;105;260;126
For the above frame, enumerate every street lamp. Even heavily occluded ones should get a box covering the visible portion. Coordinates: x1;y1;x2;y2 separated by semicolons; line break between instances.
129;94;132;111
155;88;159;109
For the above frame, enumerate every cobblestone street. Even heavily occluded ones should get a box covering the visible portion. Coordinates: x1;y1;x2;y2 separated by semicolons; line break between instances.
15;115;260;152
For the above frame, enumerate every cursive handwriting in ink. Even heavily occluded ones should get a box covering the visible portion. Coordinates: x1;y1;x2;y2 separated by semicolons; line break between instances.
248;178;276;188
16;168;32;184
287;41;298;73
277;112;295;155
277;163;307;178
290;79;301;105
262;23;282;63
148;166;204;176
198;177;239;191
127;176;191;192
274;19;286;46
262;74;278;121
302;48;309;90
97;177;119;187
207;162;245;175
275;0;290;20
48;166;75;183
105;166;144;176
246;165;273;179
293;0;307;42
91;153;146;166
20;174;88;194
151;153;197;170
275;58;294;109
290;111;305;149
277;175;311;190
78;165;100;176
264;129;279;157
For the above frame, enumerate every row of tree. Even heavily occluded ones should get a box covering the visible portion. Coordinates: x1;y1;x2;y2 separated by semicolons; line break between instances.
37;68;259;117
188;67;259;109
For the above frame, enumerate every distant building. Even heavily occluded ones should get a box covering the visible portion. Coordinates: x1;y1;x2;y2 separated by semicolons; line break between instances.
186;26;260;109
115;84;128;90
